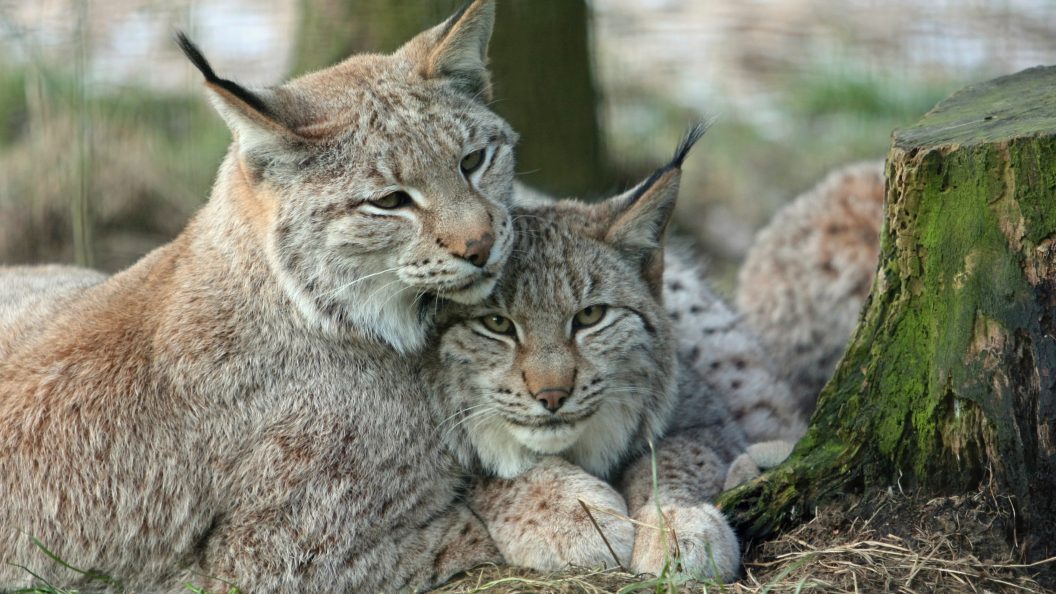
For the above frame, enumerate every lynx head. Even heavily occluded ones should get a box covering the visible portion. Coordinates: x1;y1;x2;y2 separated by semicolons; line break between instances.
430;127;707;479
178;0;516;353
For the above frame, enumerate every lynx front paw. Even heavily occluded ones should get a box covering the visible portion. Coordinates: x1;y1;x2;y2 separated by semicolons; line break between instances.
629;501;739;582
723;440;795;491
472;457;634;571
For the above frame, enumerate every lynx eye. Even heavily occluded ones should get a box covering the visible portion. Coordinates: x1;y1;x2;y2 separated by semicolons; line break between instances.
572;305;608;329
480;314;515;335
370;191;413;210
460;149;486;174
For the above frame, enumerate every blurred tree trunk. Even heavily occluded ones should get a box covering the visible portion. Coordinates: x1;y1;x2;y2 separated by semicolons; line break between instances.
719;66;1056;565
292;0;611;199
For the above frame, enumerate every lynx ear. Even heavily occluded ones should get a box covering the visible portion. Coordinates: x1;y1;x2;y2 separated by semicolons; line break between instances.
177;33;301;163
399;0;495;99
604;123;710;295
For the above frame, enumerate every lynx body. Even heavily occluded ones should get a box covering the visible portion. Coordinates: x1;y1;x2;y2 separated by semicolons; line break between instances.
0;2;517;591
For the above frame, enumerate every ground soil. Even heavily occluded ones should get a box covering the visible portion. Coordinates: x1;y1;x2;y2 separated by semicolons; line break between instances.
433;481;1055;593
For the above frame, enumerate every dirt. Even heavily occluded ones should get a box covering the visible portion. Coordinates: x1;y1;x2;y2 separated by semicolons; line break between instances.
433;481;1055;593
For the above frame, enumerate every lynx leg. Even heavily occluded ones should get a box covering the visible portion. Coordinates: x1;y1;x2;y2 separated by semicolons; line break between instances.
723;440;796;491
629;501;739;581
618;429;740;581
470;456;634;571
402;504;504;589
619;428;729;513
184;501;498;593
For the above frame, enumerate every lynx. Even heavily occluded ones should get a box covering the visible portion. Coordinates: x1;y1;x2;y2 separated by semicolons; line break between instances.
0;2;521;591
428;128;768;580
736;161;885;413
512;184;807;447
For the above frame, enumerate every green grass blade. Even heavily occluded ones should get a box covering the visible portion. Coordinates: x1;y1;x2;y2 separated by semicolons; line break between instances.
27;535;122;590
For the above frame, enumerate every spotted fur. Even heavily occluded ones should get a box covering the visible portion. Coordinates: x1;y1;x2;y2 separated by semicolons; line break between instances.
736;161;885;413
662;243;807;443
0;2;516;591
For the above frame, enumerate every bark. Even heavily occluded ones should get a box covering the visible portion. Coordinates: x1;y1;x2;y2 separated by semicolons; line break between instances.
487;0;610;198
718;66;1056;561
292;1;449;70
292;0;611;198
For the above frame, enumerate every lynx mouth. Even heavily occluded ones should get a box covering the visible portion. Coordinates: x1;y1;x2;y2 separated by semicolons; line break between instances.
506;419;585;455
505;409;595;428
438;273;499;304
520;417;573;430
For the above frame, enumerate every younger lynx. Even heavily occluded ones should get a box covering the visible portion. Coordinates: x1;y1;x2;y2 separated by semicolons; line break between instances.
428;128;750;579
0;2;519;591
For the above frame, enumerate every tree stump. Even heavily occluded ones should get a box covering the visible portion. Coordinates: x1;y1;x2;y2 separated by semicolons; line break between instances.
719;66;1056;562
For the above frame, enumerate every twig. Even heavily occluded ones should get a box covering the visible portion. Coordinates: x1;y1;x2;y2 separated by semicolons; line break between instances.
579;498;626;571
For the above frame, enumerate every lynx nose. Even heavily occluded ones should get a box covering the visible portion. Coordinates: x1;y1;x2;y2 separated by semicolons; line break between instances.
454;231;495;268
534;388;571;413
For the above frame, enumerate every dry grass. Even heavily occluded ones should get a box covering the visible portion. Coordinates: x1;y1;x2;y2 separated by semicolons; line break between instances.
432;482;1056;594
431;565;644;594
734;532;1052;593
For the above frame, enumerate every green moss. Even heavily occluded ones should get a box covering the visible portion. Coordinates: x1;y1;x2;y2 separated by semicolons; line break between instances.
1012;136;1056;244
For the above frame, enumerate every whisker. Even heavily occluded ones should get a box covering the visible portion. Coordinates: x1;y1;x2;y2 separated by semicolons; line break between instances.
380;283;417;310
510;213;554;223
326;266;402;298
359;277;407;309
466;410;501;435
444;407;496;440
434;403;492;433
598;387;673;401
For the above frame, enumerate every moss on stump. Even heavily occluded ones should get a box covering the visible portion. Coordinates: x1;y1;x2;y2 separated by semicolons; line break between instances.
718;66;1056;564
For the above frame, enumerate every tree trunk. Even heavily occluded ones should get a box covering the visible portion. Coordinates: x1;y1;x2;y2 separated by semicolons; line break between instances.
292;1;450;71
292;0;611;198
487;0;610;198
718;66;1056;562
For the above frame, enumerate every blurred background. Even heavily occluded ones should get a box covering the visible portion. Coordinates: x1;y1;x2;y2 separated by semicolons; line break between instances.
1;0;1054;289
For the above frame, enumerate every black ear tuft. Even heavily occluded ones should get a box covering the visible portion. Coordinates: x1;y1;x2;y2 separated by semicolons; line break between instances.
626;121;711;207
175;31;275;119
669;119;713;169
176;32;219;83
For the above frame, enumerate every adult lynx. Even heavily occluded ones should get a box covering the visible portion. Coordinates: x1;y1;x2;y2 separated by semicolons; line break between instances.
0;1;518;591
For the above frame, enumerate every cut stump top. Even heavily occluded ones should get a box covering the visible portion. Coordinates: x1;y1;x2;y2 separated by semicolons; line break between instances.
895;65;1056;150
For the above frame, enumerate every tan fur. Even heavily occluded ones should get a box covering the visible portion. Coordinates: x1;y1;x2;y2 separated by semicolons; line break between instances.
0;3;519;591
736;161;885;413
470;457;635;570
